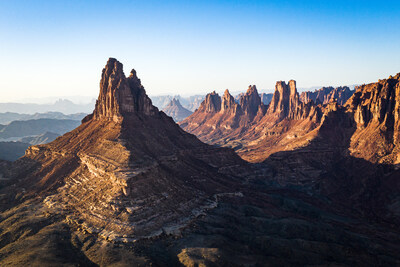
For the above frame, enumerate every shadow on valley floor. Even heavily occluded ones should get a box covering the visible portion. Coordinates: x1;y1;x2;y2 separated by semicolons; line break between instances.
260;108;400;232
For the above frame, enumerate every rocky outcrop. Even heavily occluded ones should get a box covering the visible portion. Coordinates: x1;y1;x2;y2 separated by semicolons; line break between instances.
180;87;266;141
268;80;296;118
162;98;193;122
197;91;221;113
300;86;354;105
267;80;321;122
346;73;400;163
90;58;158;122
181;80;323;161
221;89;240;114
235;92;273;106
327;86;354;105
300;86;334;104
239;85;263;118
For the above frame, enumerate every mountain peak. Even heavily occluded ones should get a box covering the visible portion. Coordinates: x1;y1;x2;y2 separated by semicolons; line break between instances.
221;89;238;113
267;80;309;120
198;91;221;113
288;80;297;97
247;85;258;94
170;98;181;106
239;85;261;117
223;89;231;98
299;86;354;105
89;58;158;123
162;98;192;121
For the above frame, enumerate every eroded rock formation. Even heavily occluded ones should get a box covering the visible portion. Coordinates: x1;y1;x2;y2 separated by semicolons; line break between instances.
221;89;238;114
300;86;354;105
198;91;221;113
239;85;263;118
346;73;400;163
91;58;158;123
180;86;266;141
267;80;321;122
181;79;323;161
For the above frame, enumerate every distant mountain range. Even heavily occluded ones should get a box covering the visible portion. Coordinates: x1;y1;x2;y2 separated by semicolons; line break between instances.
150;95;205;111
19;131;60;145
0;131;60;161
162;98;193;121
0;141;31;161
0;111;86;124
0;118;82;161
0;118;80;139
0;99;95;114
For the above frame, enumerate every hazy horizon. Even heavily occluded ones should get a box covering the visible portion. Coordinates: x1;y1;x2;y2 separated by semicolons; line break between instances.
0;83;360;104
1;1;399;102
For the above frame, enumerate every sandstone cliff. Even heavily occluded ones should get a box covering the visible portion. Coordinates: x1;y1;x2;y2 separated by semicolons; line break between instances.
179;86;265;141
267;80;321;122
300;86;354;105
90;58;158;123
197;91;221;113
181;80;323;161
346;73;400;163
239;85;263;119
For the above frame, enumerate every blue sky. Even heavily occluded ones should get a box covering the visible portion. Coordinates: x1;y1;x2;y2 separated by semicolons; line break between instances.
1;0;400;102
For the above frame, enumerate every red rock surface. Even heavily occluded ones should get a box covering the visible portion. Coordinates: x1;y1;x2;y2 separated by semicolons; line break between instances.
90;58;158;123
346;73;400;163
179;85;265;143
181;79;322;161
300;86;354;105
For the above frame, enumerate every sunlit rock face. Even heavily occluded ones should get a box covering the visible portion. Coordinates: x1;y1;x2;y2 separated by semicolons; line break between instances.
91;58;158;123
179;85;266;143
300;86;354;106
239;85;262;118
181;74;400;164
346;73;400;163
267;80;321;121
